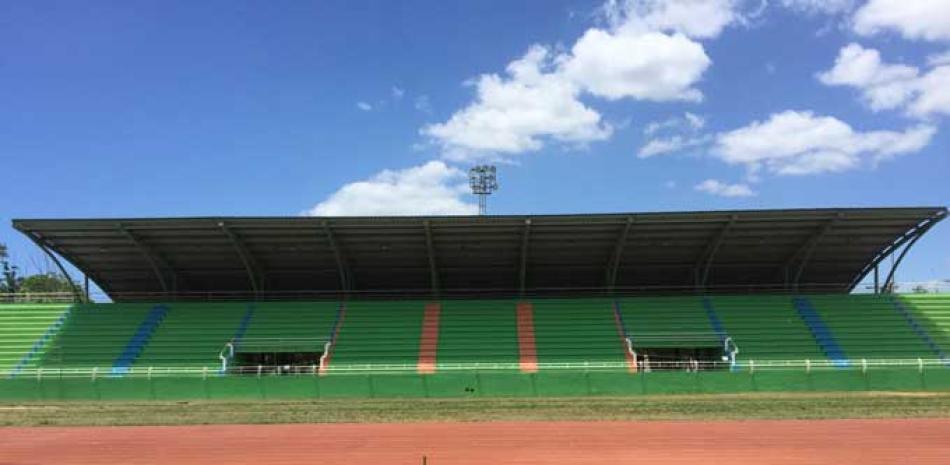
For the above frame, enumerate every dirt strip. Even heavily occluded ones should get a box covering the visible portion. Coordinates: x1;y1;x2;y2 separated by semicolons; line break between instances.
1;418;948;465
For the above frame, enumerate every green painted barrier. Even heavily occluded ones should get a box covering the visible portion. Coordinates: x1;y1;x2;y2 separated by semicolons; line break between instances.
2;368;947;402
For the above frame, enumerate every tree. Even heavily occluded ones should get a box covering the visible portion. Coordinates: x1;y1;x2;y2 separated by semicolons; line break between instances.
0;242;20;294
15;272;77;303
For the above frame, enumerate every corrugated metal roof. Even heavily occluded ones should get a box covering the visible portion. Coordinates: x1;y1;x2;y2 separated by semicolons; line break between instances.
13;206;947;301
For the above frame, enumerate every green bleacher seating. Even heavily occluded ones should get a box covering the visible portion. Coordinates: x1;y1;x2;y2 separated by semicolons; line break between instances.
618;296;715;348
39;303;155;369
240;301;338;347
710;296;826;361
437;300;520;366
329;300;425;367
0;303;71;375
807;294;937;359
1;294;944;375
532;298;625;364
896;294;950;354
134;303;245;369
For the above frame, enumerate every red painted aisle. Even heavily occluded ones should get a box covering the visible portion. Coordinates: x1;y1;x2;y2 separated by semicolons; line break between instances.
417;302;441;374
516;302;538;373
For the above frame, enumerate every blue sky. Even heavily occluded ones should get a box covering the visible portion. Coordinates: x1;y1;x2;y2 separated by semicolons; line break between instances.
1;0;948;292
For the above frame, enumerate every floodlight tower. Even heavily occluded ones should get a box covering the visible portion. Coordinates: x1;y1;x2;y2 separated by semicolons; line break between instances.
469;165;498;215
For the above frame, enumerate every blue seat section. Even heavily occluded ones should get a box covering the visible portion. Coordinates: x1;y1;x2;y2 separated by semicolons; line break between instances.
702;297;728;343
232;304;255;343
792;297;849;367
111;305;169;375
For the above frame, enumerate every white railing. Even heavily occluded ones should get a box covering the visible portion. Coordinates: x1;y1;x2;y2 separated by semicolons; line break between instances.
218;342;235;373
6;357;946;379
723;337;739;368
319;340;332;369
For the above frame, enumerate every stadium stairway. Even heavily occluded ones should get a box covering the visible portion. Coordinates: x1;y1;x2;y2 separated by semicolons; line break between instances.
792;297;849;367
111;304;169;375
329;300;425;369
132;303;244;372
437;300;520;369
38;303;157;370
516;302;538;373
0;303;72;376
807;294;940;362
709;296;826;363
701;297;728;343
417;302;441;374
531;298;627;368
318;302;346;375
893;294;950;363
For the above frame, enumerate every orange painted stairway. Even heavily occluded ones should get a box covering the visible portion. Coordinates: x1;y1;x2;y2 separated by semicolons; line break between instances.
516;302;538;373
417;303;441;374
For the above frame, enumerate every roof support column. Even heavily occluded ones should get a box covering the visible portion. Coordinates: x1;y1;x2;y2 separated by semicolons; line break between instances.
118;224;173;297
848;209;946;292
219;222;262;298
606;216;634;294
21;232;83;303
790;216;840;292
322;220;350;296
519;219;531;297
882;220;937;293
423;220;440;298
695;215;737;293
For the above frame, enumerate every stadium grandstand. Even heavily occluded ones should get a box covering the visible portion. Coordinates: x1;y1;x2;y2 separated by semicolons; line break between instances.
1;206;949;400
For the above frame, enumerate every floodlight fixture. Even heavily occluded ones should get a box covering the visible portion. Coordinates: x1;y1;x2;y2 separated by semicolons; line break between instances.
469;165;498;215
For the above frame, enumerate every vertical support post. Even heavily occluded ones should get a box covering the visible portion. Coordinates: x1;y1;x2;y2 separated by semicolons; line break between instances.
606;216;633;294
519;219;531;297
874;266;879;294
423;221;440;298
84;275;90;303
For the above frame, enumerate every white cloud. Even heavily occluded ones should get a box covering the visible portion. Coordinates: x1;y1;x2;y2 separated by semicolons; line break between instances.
306;161;478;216
853;0;950;42
645;112;704;135
603;0;741;39
392;86;405;100
694;179;755;197
639;112;709;157
780;0;855;15
356;101;373;111
928;50;950;66
817;43;919;111
414;95;432;113
818;43;950;118
422;0;728;161
421;46;612;159
684;112;705;129
909;66;950;117
715;110;936;176
562;29;710;102
638;134;711;158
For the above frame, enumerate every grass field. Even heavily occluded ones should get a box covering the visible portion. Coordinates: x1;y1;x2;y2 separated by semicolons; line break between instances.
1;392;948;427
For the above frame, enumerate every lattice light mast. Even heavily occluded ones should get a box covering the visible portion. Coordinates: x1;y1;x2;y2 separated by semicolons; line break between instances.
469;165;498;215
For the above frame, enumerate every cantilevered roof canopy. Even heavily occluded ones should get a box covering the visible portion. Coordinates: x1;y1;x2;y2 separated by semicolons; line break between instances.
13;207;946;301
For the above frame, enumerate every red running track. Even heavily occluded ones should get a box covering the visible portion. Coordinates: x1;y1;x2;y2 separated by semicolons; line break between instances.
2;419;948;465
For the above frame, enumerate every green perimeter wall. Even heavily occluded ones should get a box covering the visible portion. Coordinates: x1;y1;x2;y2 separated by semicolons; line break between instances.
2;368;948;401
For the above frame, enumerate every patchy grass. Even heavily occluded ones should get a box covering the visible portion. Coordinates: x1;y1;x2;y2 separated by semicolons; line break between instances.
1;392;948;427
